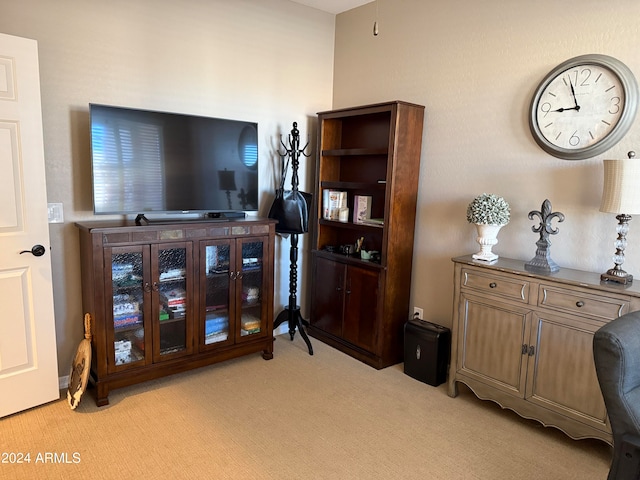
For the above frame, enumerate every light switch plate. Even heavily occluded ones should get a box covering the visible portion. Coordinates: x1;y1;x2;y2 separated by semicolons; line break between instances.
48;203;64;223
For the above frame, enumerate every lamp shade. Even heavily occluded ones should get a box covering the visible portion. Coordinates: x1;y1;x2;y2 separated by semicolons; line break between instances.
218;169;237;191
600;156;640;214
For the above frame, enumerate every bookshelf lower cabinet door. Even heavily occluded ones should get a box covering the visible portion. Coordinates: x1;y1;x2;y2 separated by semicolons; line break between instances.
342;265;379;353
310;256;344;338
310;255;380;355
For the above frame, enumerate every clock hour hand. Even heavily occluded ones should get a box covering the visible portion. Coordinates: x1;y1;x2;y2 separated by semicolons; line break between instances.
551;106;580;113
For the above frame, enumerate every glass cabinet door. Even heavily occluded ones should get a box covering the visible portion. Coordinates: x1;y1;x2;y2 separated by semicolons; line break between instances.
108;247;149;371
238;238;266;340
201;240;233;348
153;243;192;361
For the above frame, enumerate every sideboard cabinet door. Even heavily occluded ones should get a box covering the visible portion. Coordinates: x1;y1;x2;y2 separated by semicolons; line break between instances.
456;292;532;398
526;312;608;432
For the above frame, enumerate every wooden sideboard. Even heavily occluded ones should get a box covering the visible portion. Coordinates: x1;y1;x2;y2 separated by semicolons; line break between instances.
449;255;640;445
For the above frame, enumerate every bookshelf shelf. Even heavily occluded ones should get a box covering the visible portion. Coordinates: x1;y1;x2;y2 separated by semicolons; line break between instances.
321;147;388;156
320;181;386;190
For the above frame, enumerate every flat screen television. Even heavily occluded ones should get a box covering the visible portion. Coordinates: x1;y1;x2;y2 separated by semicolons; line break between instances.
90;104;259;216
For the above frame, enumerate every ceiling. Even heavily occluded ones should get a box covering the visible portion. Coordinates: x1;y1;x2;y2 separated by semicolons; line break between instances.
290;0;373;15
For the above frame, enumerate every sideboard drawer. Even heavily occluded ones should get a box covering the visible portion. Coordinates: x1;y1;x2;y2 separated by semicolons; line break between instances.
461;269;529;303
538;284;629;321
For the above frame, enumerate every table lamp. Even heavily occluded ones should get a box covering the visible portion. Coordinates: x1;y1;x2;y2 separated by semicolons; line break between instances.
600;151;640;284
218;169;237;210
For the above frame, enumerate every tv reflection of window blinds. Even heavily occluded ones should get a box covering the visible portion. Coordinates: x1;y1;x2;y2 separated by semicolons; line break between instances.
242;144;258;168
92;119;165;213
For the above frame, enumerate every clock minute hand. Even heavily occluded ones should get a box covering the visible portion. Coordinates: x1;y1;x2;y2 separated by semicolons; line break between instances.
569;79;580;108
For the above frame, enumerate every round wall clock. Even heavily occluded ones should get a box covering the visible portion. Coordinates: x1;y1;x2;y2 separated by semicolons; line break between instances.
529;54;639;160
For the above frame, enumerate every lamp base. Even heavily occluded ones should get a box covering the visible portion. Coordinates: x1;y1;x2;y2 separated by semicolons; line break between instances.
601;269;633;285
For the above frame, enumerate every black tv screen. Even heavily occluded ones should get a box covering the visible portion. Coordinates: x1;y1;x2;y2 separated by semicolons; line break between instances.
90;104;259;215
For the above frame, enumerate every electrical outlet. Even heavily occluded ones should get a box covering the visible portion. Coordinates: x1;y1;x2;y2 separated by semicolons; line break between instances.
413;307;423;320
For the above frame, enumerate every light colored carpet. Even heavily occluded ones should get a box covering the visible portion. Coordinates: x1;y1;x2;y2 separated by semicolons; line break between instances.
1;335;610;479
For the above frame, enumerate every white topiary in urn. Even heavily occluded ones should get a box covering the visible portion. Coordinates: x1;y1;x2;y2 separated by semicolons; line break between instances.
466;193;510;262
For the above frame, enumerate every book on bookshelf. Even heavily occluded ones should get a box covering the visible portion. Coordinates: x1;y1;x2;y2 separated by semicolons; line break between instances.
353;195;372;224
323;190;347;220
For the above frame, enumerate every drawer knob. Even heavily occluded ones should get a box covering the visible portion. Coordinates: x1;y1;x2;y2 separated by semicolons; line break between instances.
489;282;497;288
576;301;584;308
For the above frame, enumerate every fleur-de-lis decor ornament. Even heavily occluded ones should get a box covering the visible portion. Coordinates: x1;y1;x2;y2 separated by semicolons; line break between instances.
525;199;565;273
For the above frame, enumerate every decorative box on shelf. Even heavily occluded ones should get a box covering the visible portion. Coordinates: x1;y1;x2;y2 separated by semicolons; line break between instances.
353;195;372;224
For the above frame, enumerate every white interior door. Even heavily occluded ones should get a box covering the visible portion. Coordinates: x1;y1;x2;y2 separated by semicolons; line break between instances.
0;32;59;417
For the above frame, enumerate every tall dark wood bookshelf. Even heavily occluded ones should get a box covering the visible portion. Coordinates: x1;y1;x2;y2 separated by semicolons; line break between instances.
308;101;425;368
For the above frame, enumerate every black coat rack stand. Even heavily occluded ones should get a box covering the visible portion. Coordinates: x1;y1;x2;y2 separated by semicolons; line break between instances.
273;122;313;355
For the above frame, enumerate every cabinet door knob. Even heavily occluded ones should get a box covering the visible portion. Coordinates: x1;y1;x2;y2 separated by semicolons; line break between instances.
528;345;535;356
489;282;497;288
144;282;151;293
576;301;584;307
522;344;528;354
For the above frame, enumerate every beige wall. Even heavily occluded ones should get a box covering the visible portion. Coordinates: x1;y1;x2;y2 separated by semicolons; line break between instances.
334;0;640;327
4;0;640;378
0;0;335;377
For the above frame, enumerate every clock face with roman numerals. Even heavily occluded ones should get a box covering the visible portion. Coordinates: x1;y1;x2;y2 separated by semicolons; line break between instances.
529;55;638;160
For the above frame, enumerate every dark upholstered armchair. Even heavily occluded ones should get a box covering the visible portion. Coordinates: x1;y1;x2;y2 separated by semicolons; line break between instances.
594;311;640;480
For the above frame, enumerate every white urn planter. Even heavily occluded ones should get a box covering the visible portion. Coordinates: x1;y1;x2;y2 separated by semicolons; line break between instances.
472;223;503;262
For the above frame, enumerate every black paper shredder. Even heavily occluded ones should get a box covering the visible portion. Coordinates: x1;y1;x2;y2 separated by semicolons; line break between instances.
403;319;451;386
